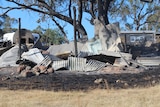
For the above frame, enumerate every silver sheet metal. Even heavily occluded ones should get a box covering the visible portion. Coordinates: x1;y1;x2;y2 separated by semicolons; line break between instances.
84;59;106;72
52;57;107;72
38;55;52;67
52;60;68;71
68;57;86;71
136;57;160;66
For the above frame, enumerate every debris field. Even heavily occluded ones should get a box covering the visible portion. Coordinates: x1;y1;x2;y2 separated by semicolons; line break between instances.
0;21;160;91
0;67;160;91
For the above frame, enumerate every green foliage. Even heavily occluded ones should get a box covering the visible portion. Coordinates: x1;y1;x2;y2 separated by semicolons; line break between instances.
110;0;160;31
0;15;18;33
44;28;65;45
146;7;160;31
1;0;159;40
32;25;45;37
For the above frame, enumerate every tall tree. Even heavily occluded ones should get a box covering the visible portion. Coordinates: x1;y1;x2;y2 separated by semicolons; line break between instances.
32;25;45;38
0;15;5;37
111;0;160;31
0;0;118;41
83;0;118;25
43;28;66;45
0;14;17;33
0;0;88;40
1;0;157;40
146;9;160;31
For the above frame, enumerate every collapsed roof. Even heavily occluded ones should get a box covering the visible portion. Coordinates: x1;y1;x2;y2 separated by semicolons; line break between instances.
1;20;158;74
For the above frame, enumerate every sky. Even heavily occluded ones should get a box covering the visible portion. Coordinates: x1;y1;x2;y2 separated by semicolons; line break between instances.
0;0;94;41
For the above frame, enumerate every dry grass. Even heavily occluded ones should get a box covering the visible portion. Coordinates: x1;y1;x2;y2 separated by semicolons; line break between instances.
0;85;160;107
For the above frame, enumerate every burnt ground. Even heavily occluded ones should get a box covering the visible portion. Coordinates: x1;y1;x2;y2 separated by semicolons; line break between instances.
0;67;160;91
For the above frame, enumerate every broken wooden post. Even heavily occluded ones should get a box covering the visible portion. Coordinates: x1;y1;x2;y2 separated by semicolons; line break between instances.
73;6;78;57
18;18;21;60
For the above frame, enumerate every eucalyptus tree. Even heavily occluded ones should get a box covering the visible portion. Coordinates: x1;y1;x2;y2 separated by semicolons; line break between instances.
146;8;160;31
32;25;45;37
1;0;122;41
111;0;160;31
43;28;66;45
0;14;17;33
0;0;87;41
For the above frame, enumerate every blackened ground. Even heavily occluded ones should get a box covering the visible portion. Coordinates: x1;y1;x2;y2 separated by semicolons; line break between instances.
0;68;160;91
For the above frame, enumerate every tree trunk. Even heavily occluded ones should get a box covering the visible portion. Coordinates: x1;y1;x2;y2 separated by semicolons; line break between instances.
97;0;110;25
76;22;88;41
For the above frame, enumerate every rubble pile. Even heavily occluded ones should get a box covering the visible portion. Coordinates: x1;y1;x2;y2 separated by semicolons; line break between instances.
17;60;54;78
0;20;160;91
0;21;160;80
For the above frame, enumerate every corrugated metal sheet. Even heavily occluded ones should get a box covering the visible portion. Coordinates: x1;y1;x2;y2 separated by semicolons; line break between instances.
38;55;52;67
68;57;86;71
84;59;106;72
52;60;68;71
137;57;160;66
52;57;107;71
21;48;45;64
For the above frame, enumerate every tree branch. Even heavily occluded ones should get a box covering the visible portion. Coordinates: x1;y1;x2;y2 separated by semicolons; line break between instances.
0;7;22;16
5;0;74;24
69;0;72;18
78;0;82;24
52;18;69;43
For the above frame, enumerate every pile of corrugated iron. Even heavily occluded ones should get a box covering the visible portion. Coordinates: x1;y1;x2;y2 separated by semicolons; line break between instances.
15;47;110;77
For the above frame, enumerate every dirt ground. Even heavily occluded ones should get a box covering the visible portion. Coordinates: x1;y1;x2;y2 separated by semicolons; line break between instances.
0;66;160;91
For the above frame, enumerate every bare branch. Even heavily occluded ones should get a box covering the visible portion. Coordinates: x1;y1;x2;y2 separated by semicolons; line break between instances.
89;0;96;19
69;0;72;18
51;17;69;43
137;3;145;21
0;7;22;16
4;0;74;24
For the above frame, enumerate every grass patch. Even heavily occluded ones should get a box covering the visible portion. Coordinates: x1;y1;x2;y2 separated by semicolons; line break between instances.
0;85;160;107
